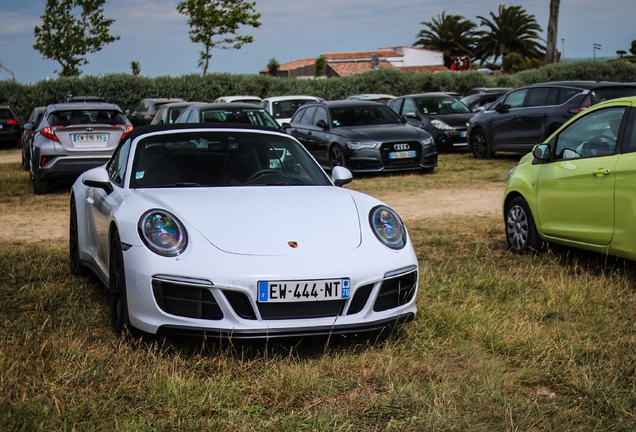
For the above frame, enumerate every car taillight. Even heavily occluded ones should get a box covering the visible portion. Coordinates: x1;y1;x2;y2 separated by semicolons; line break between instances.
7;118;19;126
115;124;134;140
41;126;63;141
569;95;591;114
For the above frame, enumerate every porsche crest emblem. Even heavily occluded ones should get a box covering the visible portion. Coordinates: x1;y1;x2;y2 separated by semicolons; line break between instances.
288;241;298;248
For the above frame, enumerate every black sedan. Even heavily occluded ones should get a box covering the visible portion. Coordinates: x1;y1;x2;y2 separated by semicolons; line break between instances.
387;94;474;151
283;100;437;173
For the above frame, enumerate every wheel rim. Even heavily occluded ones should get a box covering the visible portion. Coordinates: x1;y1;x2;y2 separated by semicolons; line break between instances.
506;204;529;251
330;146;344;167
473;132;486;158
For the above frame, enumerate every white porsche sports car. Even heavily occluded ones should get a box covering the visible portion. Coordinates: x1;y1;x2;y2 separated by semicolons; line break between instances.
70;124;419;338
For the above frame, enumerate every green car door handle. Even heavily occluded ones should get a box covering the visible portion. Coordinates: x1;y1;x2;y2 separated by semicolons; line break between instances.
592;168;611;177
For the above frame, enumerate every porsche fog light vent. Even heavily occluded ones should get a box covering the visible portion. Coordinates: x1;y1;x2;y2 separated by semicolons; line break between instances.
222;290;257;320
373;271;417;312
152;280;223;320
346;284;373;315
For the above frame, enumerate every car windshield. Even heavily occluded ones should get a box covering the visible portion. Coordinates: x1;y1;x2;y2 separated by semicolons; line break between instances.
48;109;128;126
415;97;471;114
0;109;14;120
130;131;331;188
272;99;314;118
200;108;279;128
329;104;402;127
459;94;482;106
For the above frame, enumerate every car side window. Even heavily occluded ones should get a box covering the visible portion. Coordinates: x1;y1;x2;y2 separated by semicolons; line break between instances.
621;110;636;154
402;99;417;115
558;88;582;104
300;106;317;126
107;138;132;186
554;107;625;160
290;108;305;124
314;107;328;127
526;88;558;107
388;98;402;115
187;109;199;123
503;90;527;109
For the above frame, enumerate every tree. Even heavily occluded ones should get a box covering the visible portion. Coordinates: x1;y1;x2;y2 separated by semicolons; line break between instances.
130;61;141;76
545;0;560;64
630;40;636;55
315;56;326;77
414;12;477;68
266;58;279;77
177;0;261;75
33;0;119;77
474;5;545;73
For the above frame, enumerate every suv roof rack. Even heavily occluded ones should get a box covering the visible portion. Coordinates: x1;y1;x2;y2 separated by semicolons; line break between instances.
65;95;108;103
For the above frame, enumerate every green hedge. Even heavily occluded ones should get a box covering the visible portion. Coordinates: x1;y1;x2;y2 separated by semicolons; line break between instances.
1;61;635;120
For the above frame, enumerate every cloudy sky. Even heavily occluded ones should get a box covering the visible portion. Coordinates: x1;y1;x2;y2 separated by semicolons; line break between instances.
0;0;634;84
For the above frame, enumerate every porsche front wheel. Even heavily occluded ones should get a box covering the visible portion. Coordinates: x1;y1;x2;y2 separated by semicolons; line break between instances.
109;232;132;332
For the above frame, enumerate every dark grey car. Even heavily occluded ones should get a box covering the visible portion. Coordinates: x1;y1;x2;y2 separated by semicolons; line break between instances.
388;94;474;151
468;81;636;158
25;101;133;194
283;100;437;173
20;106;46;170
150;102;204;125
174;103;280;128
0;106;21;148
126;98;184;126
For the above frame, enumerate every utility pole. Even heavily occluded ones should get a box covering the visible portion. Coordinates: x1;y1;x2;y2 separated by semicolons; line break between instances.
0;60;16;81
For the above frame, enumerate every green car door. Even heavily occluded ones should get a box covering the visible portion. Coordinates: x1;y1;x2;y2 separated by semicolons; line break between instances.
535;106;627;245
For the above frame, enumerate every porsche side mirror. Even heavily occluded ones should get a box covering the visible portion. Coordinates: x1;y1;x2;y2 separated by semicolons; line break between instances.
82;167;114;194
332;166;353;187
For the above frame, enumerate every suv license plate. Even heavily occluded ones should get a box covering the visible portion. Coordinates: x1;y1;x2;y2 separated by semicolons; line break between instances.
73;134;106;143
258;278;350;303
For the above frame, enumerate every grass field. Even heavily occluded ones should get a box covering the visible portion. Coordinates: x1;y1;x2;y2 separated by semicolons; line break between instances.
1;149;635;431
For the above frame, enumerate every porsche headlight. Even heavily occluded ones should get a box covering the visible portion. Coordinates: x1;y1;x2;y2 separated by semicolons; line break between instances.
431;120;453;130
369;205;406;250
138;209;188;256
347;141;380;149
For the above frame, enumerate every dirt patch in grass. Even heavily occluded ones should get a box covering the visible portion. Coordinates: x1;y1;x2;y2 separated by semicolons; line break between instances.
0;149;503;243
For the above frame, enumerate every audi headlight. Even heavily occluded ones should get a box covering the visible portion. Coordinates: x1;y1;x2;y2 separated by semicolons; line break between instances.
431;120;453;130
420;137;434;147
347;141;380;150
138;209;188;256
369;205;406;250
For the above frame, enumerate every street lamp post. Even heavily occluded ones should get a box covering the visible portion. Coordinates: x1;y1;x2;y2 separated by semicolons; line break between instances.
561;37;565;62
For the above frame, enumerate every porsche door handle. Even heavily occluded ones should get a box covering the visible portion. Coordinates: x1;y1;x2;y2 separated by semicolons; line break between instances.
86;197;94;205
592;168;611;177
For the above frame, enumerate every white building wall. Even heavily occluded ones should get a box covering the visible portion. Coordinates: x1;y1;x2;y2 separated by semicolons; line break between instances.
382;47;444;68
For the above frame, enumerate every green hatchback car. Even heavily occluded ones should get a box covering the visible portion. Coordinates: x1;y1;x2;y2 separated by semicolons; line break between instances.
503;96;636;260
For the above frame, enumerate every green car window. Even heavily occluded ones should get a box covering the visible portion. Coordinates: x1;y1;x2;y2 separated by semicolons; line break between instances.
555;107;625;159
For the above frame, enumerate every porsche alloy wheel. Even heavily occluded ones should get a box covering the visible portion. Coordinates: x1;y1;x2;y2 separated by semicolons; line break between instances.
505;197;541;253
69;195;88;276
109;232;132;332
329;145;346;169
471;129;492;159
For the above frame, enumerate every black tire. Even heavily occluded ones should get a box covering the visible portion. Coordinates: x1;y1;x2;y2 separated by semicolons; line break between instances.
471;129;492;159
69;196;89;276
33;174;48;195
329;145;346;169
109;232;132;332
505;196;541;253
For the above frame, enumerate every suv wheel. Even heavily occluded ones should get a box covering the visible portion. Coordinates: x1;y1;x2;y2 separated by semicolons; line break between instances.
471;129;492;159
329;145;346;169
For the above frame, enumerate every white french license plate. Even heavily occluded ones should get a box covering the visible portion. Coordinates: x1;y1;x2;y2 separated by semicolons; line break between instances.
388;150;417;159
258;278;350;303
459;131;467;138
72;133;107;143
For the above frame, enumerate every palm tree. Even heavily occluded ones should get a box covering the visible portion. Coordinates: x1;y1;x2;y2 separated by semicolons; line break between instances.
414;12;477;68
474;5;546;72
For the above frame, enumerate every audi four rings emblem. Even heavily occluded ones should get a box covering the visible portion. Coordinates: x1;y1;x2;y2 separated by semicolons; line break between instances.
394;143;410;150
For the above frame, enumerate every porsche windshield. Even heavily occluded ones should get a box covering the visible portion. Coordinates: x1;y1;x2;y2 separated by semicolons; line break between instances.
130;131;332;188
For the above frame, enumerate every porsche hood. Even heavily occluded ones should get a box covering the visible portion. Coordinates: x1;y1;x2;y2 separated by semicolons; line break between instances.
135;186;363;256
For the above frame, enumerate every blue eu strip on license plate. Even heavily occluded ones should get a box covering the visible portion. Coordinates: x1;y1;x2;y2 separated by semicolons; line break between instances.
258;278;350;303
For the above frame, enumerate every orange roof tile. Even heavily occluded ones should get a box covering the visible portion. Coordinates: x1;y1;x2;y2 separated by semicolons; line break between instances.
322;51;402;60
259;58;316;73
328;61;396;77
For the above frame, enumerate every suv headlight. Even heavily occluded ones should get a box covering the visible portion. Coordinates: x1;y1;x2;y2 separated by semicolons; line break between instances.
431;120;453;130
369;205;406;250
347;141;380;149
138;209;188;256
